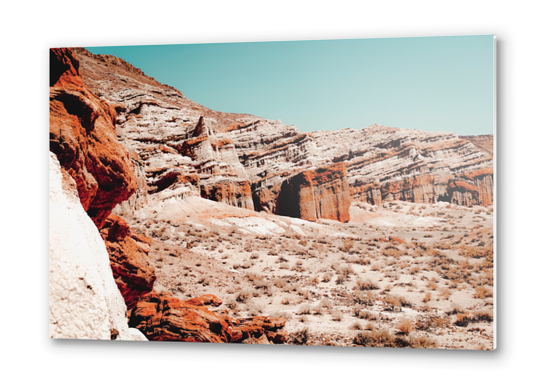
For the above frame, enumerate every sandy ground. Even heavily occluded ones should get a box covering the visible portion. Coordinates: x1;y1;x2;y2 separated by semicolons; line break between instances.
126;197;494;350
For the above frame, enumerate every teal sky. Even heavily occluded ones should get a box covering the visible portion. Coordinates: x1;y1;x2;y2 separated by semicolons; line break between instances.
86;36;494;135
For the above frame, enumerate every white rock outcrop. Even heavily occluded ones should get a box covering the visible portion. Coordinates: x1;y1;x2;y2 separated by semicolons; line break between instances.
49;152;146;341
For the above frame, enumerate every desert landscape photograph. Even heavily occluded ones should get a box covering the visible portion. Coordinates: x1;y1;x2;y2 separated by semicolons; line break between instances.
49;36;495;349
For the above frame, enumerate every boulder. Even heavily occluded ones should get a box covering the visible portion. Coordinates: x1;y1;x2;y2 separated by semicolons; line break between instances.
129;292;233;342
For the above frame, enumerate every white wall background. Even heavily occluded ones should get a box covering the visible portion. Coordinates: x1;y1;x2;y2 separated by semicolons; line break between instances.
2;1;540;383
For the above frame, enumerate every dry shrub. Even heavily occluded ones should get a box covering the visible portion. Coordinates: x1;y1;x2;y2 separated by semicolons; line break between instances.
330;310;343;322
246;303;263;316
455;311;493;327
320;297;333;309
382;294;412;311
321;272;332;283
409;335;439;349
396;318;415;335
352;257;371;265
382;246;402;258
340;239;355;253
352;290;375;306
350;321;363;331
197;275;211;286
438;287;452;299
236;290;252;303
427;281;438;291
352;329;395;348
416;315;449;331
474;286;493;299
422;293;431;303
312;304;324;315
289;327;310;345
296;304;311;315
352;306;377;321
277;256;289;263
355;278;379;291
472;310;494;323
446;303;464;315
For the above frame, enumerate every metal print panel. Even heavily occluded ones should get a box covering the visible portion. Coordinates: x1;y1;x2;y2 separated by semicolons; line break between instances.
49;35;495;349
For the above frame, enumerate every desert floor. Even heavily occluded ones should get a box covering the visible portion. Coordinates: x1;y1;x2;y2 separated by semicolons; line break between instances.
125;198;494;349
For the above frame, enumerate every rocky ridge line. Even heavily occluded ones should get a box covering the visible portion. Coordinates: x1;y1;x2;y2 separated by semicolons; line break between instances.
72;47;493;228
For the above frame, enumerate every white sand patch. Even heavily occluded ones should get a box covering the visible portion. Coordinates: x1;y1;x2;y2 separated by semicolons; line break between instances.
222;217;286;236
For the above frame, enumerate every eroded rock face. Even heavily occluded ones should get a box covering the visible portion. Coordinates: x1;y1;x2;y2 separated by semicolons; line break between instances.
49;152;146;341
49;48;137;229
273;163;351;222
100;215;156;309
72;48;255;213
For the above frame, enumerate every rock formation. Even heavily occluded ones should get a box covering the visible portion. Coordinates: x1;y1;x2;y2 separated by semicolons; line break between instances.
273;163;351;222
99;215;156;309
129;292;288;344
49;48;137;229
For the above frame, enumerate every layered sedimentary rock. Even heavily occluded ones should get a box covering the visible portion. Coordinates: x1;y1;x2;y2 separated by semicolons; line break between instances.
312;125;494;206
100;215;156;309
49;152;146;340
72;48;255;212
49;48;137;229
129;292;288;343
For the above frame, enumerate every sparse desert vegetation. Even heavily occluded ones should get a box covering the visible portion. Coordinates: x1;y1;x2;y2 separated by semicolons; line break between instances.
127;199;494;349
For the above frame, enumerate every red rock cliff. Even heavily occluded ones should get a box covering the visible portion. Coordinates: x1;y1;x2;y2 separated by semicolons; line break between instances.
275;163;351;222
49;48;137;229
